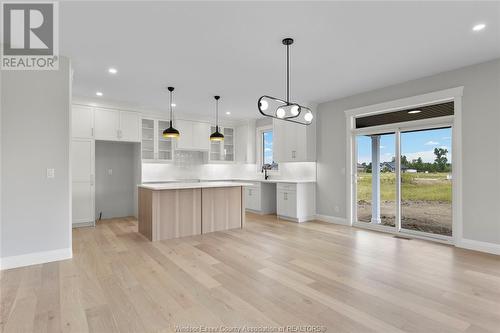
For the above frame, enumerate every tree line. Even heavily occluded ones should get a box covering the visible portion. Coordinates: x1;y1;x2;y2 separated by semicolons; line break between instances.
362;148;451;173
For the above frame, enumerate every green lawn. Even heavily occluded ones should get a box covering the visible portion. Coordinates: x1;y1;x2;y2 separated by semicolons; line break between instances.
357;172;452;202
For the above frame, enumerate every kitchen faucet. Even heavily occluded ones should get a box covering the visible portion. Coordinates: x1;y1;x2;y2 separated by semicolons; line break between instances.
261;164;271;180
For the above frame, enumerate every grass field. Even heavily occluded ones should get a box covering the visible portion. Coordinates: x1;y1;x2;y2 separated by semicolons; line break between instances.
356;172;452;202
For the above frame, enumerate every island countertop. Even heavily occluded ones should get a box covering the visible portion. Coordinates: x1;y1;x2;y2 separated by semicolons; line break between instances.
138;181;253;191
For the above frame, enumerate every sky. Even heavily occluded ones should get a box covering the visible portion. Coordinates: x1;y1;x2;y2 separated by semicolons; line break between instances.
263;131;273;164
357;127;452;164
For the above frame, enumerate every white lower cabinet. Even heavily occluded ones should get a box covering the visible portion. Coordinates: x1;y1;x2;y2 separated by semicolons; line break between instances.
245;182;276;214
245;186;261;211
276;183;315;222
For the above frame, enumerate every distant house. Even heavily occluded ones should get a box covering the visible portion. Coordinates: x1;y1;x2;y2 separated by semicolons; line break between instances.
357;163;367;172
380;161;408;172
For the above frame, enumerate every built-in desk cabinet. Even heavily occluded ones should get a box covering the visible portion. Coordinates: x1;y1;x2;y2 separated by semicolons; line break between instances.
277;182;316;222
244;182;276;214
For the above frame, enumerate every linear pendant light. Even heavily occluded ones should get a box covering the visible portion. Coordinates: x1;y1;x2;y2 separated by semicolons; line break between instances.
258;38;313;125
163;86;180;138
210;95;224;141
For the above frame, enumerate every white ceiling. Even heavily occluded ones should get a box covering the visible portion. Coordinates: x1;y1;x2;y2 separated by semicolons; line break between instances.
61;1;500;120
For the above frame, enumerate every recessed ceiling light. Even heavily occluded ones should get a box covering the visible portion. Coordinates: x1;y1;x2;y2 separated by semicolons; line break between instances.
171;103;176;107
108;67;117;74
96;91;103;97
226;111;231;115
472;23;486;32
408;110;421;114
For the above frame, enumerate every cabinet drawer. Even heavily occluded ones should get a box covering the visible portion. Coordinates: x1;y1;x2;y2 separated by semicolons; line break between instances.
277;183;296;192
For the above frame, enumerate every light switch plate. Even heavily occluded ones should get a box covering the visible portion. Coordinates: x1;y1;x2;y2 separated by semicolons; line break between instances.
108;169;113;176
46;168;55;179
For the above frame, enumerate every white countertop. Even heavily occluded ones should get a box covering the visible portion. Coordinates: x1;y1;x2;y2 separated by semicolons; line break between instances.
201;178;316;184
138;181;254;190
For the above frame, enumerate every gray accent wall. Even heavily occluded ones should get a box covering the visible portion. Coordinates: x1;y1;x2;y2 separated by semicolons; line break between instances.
95;141;140;219
317;58;500;245
1;57;71;258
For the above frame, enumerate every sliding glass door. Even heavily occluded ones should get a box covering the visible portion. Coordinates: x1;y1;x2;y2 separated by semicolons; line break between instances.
400;127;452;237
354;125;453;240
356;133;396;227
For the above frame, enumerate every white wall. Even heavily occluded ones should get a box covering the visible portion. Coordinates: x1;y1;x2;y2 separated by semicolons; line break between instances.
316;58;500;247
1;57;72;268
95;141;140;219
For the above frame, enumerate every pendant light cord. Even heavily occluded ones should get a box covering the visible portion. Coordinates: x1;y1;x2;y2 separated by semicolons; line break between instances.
169;90;173;125
216;98;219;129
286;43;290;104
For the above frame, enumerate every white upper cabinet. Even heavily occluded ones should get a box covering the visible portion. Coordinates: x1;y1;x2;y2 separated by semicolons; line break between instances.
176;120;210;151
94;108;119;141
72;105;94;139
273;112;316;162
209;126;235;162
119;111;140;142
192;121;211;151
94;108;140;142
235;120;256;164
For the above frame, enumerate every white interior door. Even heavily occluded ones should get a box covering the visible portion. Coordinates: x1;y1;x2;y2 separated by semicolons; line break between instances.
72;139;95;226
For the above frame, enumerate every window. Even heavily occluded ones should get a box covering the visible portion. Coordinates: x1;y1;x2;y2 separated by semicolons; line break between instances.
257;126;278;170
263;130;273;165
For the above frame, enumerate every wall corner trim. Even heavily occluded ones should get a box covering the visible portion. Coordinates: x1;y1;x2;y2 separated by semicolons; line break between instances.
0;247;73;270
315;214;350;226
456;238;500;256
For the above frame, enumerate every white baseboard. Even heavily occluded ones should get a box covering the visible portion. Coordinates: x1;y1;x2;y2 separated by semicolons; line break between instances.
72;221;95;228
0;247;73;270
456;238;500;256
315;214;350;226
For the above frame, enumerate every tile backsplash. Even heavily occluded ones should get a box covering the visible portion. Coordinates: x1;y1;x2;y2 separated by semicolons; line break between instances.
141;152;316;182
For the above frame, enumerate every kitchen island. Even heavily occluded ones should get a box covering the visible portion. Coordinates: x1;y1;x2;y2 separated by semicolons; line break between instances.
138;182;251;241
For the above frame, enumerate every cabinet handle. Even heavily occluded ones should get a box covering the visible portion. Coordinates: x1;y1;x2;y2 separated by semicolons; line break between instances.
292;150;296;159
91;128;94;137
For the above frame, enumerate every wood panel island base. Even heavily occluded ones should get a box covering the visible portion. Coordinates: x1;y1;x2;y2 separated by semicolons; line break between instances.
138;182;251;241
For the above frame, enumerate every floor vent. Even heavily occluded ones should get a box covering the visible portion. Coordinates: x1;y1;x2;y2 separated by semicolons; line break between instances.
393;235;411;240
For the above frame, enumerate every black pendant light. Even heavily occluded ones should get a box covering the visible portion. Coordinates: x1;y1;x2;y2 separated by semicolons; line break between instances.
210;95;224;141
163;86;180;138
258;38;313;125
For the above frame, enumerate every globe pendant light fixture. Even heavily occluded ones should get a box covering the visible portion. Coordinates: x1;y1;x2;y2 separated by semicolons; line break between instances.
210;95;224;141
258;38;313;125
163;86;180;138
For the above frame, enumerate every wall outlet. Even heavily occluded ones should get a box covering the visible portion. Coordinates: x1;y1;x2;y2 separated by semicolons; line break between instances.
334;205;340;213
46;168;55;179
108;169;113;176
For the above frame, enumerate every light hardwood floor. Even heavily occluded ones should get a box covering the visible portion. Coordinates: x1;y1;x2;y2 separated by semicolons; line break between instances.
1;213;500;333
